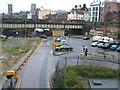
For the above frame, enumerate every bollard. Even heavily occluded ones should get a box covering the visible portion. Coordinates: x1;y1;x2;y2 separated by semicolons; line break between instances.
77;56;79;66
65;57;67;68
104;55;106;58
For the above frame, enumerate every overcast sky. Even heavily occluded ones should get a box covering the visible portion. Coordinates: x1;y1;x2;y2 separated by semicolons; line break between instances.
0;0;119;13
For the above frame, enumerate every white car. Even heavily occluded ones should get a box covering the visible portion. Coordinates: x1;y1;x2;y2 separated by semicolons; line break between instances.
0;35;7;39
91;42;99;47
92;36;102;41
97;42;104;48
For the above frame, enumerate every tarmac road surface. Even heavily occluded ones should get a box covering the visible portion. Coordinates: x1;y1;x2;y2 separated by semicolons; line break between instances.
19;38;58;88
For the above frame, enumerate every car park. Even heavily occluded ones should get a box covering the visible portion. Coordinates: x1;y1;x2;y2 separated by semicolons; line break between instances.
55;45;73;51
109;45;119;50
91;42;99;47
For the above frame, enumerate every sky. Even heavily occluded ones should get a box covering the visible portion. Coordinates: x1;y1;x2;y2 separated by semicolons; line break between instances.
0;0;119;13
0;0;94;13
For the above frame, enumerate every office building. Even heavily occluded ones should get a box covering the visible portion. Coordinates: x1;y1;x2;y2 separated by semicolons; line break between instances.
8;4;13;15
31;4;36;11
90;0;101;22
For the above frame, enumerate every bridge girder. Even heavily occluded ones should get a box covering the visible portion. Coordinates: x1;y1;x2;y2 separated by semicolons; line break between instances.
1;23;84;30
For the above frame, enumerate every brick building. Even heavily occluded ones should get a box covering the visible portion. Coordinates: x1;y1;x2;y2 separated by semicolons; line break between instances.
46;13;67;20
100;0;120;22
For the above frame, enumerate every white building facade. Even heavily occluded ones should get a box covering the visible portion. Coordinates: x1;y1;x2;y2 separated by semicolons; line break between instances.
83;11;90;22
38;7;57;19
67;9;84;20
90;0;101;22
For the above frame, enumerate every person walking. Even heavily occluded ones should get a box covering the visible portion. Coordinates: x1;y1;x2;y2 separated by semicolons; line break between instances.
84;47;88;56
82;45;85;52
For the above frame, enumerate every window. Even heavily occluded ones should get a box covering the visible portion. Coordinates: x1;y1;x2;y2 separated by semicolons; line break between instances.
96;12;98;16
95;17;97;22
93;7;95;11
96;7;98;11
92;17;94;21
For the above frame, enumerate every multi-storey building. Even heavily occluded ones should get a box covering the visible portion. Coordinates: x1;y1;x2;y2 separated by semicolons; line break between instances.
37;7;57;19
100;0;120;22
8;4;13;15
31;4;36;11
90;0;101;22
67;9;84;20
90;0;120;22
47;13;68;20
83;11;90;22
67;4;90;21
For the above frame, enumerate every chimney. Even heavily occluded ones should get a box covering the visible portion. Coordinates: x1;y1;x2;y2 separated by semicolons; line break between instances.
83;4;86;8
75;5;78;9
79;5;81;8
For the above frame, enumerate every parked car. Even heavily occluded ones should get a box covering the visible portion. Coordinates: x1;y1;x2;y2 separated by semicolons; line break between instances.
109;45;119;50
83;37;90;40
102;42;111;49
61;39;68;45
92;36;102;42
97;42;104;48
0;35;7;39
91;42;99;47
57;36;66;40
40;34;47;38
55;45;73;51
116;46;120;52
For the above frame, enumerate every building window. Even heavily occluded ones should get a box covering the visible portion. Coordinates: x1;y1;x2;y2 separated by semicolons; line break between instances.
93;7;95;11
96;12;98;16
95;17;97;22
92;17;94;21
96;7;98;11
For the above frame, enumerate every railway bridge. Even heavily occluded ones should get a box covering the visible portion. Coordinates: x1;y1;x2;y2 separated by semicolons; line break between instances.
1;21;87;36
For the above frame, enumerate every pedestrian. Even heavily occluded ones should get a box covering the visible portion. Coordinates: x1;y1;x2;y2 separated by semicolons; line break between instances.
85;47;88;56
82;45;85;52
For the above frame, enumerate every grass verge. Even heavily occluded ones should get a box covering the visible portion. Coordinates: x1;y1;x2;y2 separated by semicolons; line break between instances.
52;65;119;88
1;37;40;75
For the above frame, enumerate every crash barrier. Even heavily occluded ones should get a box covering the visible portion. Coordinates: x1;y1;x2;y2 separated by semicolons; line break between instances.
1;38;43;89
80;52;118;59
51;56;119;88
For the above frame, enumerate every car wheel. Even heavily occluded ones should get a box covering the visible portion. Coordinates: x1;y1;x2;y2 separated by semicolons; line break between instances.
61;49;66;52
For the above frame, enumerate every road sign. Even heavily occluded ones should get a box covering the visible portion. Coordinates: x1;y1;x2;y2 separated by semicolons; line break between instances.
54;42;61;45
54;40;61;45
6;71;15;79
